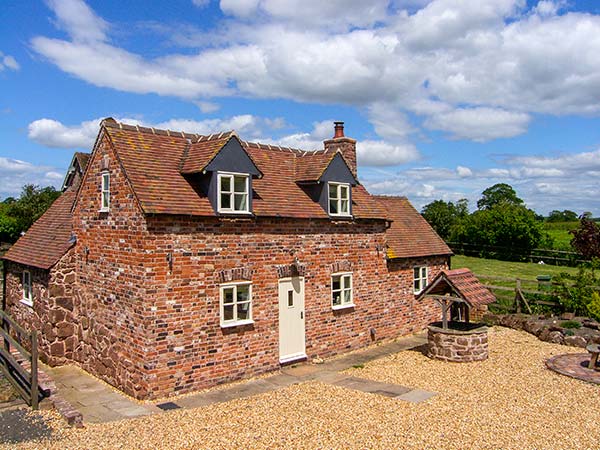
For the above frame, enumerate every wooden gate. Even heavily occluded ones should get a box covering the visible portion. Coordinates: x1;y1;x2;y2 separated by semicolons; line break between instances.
0;309;39;409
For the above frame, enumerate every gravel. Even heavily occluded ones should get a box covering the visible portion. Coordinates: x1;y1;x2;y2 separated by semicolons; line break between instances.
6;326;600;449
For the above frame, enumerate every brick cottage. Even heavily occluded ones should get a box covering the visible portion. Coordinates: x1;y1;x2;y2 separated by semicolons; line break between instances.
2;119;452;400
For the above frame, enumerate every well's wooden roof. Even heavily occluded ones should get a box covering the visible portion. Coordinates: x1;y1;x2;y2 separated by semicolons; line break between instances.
418;268;496;307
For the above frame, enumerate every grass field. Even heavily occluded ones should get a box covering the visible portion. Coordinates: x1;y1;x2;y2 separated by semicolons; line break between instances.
542;221;578;250
451;254;579;279
451;255;580;313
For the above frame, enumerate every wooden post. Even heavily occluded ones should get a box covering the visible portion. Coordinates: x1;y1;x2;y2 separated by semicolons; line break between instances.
30;332;38;410
515;278;522;313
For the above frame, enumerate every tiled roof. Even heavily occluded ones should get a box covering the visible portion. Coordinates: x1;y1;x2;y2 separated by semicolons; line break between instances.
75;152;90;171
102;119;387;219
179;134;235;174
294;150;336;182
2;190;76;270
375;195;452;259
419;268;496;307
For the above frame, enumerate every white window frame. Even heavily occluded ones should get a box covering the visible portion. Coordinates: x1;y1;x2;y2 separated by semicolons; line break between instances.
413;266;428;294
21;270;33;307
217;172;251;214
220;281;253;327
327;182;351;217
331;272;354;310
100;171;110;212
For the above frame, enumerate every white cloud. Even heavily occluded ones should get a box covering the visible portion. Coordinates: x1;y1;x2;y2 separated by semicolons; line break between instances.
27;114;291;149
456;165;472;177
357;140;420;166
28;118;101;148
424;107;531;141
0;158;62;199
0;52;19;71
46;0;109;43
363;145;600;214
194;101;220;113
32;0;600;130
192;0;211;7
220;0;390;30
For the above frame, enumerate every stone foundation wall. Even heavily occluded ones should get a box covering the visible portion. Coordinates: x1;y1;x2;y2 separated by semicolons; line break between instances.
427;324;489;362
4;254;77;366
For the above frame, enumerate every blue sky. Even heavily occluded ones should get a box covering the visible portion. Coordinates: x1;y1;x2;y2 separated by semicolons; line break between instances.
2;0;600;215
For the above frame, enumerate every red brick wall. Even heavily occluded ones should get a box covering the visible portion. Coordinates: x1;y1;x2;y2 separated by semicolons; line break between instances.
70;133;155;398
5;131;448;400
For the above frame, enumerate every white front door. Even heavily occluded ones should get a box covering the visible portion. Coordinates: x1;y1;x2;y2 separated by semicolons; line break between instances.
278;277;306;363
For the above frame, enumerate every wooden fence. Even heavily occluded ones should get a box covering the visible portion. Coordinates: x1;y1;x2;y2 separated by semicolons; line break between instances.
475;274;561;314
0;309;39;409
448;242;588;267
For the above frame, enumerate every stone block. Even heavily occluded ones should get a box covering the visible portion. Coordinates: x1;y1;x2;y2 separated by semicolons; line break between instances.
49;284;65;298
49;309;66;324
55;297;74;311
50;341;65;357
57;321;76;338
564;335;587;348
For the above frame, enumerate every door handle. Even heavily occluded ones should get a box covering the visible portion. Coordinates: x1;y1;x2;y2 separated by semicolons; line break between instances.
300;311;304;319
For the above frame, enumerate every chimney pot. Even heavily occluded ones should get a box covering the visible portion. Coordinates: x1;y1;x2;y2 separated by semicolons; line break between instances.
333;121;345;139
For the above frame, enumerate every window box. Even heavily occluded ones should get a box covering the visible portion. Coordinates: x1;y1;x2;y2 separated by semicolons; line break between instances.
218;172;251;214
332;272;353;309
220;282;253;327
328;182;351;217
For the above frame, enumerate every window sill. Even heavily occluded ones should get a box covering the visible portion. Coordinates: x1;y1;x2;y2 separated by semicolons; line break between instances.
329;214;352;218
332;303;355;311
220;319;254;328
218;211;253;215
98;208;109;213
20;299;33;308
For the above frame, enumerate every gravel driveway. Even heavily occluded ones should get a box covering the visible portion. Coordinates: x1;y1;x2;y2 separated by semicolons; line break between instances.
6;326;600;449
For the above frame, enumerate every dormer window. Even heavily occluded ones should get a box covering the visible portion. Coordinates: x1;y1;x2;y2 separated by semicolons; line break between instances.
100;172;110;212
328;182;350;216
218;172;250;214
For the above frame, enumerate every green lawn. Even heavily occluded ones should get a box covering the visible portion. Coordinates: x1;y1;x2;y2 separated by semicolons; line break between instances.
451;255;578;313
451;255;578;280
542;221;578;250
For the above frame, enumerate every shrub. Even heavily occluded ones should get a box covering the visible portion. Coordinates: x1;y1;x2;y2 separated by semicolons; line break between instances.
554;260;600;316
560;320;581;329
587;292;600;322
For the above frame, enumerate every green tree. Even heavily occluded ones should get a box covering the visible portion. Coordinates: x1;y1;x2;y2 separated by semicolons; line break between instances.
452;202;548;261
1;184;61;242
476;183;523;210
547;210;578;222
421;198;469;240
570;216;600;259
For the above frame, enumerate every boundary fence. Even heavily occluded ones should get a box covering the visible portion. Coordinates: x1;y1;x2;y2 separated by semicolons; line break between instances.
448;242;588;267
0;309;39;409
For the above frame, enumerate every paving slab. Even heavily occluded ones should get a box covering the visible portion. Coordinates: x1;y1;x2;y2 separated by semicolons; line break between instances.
332;376;412;397
396;389;437;403
41;332;431;423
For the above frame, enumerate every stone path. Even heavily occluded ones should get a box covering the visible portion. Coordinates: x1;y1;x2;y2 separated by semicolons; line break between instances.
45;333;435;424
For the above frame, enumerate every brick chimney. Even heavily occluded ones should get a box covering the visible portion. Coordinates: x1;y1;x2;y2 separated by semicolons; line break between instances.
323;121;357;178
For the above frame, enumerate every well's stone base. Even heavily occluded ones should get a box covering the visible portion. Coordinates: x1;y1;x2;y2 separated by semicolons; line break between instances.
427;322;489;362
